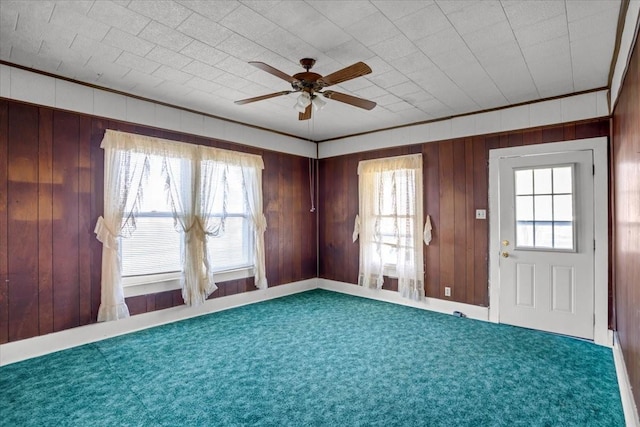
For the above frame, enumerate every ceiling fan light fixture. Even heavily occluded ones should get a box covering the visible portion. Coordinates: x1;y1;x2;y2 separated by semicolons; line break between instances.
311;95;326;111
293;92;311;112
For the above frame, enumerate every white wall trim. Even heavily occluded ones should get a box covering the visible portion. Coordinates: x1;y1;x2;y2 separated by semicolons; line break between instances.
0;279;318;367
611;0;640;111
613;332;640;427
318;279;489;321
488;137;610;346
0;64;316;158
318;90;609;158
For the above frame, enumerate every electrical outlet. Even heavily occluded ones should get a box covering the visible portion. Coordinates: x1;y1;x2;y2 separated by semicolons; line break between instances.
444;286;451;297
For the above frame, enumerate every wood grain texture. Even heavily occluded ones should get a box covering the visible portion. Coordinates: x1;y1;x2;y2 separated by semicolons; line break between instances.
7;103;40;341
0;100;8;343
612;34;640;412
38;107;54;336
52;110;81;332
319;118;610;308
0;99;317;344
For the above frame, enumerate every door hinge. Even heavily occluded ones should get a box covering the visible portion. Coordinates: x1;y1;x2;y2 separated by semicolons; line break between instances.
593;164;595;175
594;239;596;251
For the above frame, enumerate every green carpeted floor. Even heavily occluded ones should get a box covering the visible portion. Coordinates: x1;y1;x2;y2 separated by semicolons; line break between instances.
1;289;624;426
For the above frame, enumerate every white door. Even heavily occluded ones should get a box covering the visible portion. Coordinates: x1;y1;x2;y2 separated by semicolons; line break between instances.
497;150;594;339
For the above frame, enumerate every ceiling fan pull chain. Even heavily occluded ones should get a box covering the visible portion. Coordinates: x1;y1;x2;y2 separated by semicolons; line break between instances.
309;157;316;213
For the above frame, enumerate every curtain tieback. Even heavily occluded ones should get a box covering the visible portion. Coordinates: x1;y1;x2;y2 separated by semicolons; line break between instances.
94;216;119;249
423;214;432;246
352;214;360;242
255;214;267;233
184;219;207;242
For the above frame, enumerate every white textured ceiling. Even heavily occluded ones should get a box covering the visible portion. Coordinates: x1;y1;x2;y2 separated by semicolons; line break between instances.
0;0;621;141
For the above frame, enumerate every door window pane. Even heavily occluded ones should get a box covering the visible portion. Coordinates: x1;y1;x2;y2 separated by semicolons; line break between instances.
534;168;552;194
515;169;533;195
514;165;575;251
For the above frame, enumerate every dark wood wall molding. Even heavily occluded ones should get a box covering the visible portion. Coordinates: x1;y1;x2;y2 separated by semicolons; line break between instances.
612;30;640;411
0;98;317;344
319;118;610;310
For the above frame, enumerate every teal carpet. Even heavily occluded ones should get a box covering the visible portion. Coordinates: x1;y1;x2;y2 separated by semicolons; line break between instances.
1;290;624;426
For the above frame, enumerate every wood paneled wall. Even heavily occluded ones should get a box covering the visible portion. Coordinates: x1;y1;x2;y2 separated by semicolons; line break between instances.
319;119;610;308
0;99;317;344
612;32;640;412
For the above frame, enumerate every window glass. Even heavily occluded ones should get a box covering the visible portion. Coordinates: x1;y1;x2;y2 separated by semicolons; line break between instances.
515;164;575;250
120;155;254;280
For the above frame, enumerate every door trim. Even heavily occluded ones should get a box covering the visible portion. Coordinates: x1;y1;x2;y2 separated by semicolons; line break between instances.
488;137;610;346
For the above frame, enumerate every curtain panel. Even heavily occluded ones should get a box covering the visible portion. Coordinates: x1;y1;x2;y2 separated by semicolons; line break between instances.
95;130;267;321
353;154;425;301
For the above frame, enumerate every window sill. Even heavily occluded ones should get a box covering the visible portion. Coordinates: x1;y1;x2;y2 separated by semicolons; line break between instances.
122;267;254;298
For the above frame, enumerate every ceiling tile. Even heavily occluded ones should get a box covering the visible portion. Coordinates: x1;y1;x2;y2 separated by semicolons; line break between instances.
219;4;279;39
152;65;192;84
568;6;619;42
216;33;266;61
176;0;240;21
180;40;229;67
369;69;409;89
185;76;222;94
127;0;193;28
370;34;418;62
501;0;565;28
146;46;192;70
177;12;233;47
103;27;156;56
414;27;467;57
566;0;620;22
324;39;375;65
116;51;161;74
88;0;150;35
50;6;111;41
138;21;193;51
513;14;568;48
463;19;514;52
396;4;450;40
309;1;379;28
373;0;432;21
348;11;401;47
391;51;436;75
182;60;225;81
444;0;506;35
71;34;122;63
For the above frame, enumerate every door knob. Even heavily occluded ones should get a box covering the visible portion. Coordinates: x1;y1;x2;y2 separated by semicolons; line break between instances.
502;240;509;246
501;251;509;258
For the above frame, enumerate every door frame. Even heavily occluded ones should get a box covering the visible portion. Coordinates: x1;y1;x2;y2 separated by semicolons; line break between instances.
488;137;610;346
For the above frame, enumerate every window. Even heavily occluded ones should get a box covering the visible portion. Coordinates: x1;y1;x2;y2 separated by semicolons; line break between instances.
120;156;254;281
514;165;575;250
95;130;267;321
354;154;425;301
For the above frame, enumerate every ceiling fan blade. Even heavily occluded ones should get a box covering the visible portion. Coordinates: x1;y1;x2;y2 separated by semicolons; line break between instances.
322;91;377;110
317;62;372;87
249;61;299;84
298;104;312;121
234;91;293;105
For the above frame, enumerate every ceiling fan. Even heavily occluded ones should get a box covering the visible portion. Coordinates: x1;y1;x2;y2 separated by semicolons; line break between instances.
235;58;376;121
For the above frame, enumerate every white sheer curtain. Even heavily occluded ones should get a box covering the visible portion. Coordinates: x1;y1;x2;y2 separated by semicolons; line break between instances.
353;154;425;301
239;157;268;289
95;130;267;319
94;131;149;321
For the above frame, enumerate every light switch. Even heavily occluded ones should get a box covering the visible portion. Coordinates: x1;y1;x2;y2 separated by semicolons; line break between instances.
475;209;486;219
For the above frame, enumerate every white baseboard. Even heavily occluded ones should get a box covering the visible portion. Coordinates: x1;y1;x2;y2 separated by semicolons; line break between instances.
318;279;490;321
613;332;640;427
0;278;318;366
